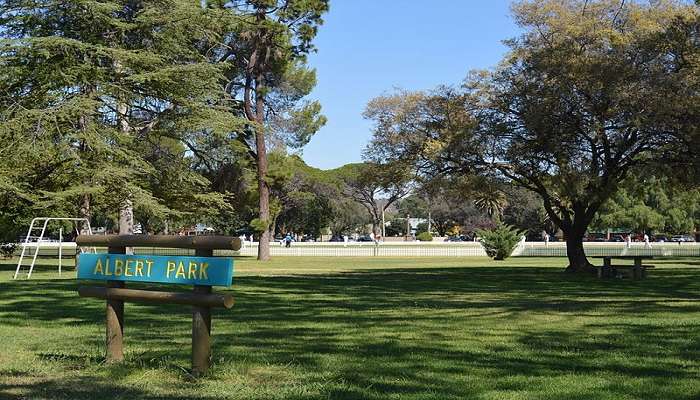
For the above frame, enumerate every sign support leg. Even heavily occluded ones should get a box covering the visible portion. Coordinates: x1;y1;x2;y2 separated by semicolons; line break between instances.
106;246;126;363
633;257;642;279
192;248;213;377
58;228;62;275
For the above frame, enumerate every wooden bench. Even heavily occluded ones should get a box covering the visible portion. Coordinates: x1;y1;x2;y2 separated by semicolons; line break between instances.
592;256;655;279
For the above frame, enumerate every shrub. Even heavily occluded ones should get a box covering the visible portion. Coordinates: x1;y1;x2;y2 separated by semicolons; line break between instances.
476;224;524;260
416;232;433;242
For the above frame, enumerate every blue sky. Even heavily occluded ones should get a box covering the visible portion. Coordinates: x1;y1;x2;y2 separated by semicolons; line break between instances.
300;0;521;170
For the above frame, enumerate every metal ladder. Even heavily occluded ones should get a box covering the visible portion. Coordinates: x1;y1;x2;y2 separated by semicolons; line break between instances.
14;217;94;279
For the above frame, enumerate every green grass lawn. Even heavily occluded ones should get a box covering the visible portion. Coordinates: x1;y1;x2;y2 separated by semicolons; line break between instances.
1;256;699;399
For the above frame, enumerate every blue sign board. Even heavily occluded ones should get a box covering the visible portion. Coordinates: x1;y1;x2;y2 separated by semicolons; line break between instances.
77;254;233;287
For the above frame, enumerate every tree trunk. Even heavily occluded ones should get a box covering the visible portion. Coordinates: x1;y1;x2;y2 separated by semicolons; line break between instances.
433;221;446;237
80;193;91;235
563;228;595;274
115;70;133;251
255;76;271;261
119;199;134;235
78;112;91;235
119;198;134;254
270;215;279;239
256;155;271;260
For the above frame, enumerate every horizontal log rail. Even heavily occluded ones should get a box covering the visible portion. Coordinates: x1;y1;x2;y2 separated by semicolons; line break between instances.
78;286;234;309
76;235;242;251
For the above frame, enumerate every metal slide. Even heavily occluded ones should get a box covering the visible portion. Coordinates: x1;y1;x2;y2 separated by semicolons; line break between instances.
13;217;95;279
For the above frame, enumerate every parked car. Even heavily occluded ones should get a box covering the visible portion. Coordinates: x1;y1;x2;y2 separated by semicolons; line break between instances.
653;234;670;242
526;233;544;242
445;235;467;242
328;236;344;242
610;235;625;242
671;235;695;243
356;235;374;242
584;233;607;242
300;235;316;242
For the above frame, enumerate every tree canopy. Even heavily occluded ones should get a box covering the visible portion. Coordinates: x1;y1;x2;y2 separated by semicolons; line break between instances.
207;0;329;259
1;0;697;257
0;0;238;240
365;0;700;272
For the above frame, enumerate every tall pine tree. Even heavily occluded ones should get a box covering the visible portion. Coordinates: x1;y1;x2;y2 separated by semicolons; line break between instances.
0;0;240;237
205;0;328;260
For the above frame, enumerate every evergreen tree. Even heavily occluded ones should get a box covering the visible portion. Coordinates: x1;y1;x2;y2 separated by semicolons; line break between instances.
205;0;329;260
0;1;239;236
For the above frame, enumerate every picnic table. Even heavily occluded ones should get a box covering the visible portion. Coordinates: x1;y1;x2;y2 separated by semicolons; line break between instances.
592;255;655;279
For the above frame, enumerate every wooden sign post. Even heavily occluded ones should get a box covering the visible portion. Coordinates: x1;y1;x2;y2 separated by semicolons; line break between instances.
75;235;240;377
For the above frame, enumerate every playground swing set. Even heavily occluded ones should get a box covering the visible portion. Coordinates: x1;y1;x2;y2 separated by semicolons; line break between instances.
13;217;96;279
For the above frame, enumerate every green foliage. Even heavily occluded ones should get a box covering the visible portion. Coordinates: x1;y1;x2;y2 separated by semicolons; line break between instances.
249;218;270;233
364;1;700;270
0;0;244;235
397;195;428;219
204;0;329;258
502;187;552;237
327;198;370;236
473;188;508;223
0;0;330;240
267;63;328;148
476;224;524;260
268;153;337;236
385;218;408;237
331;162;413;235
591;175;700;234
416;232;433;242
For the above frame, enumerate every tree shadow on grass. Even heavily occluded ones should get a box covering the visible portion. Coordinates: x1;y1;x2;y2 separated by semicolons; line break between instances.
1;264;699;399
0;375;225;400
0;259;76;274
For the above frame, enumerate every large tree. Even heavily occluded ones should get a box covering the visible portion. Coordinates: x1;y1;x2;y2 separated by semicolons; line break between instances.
268;154;335;238
366;0;700;273
209;0;328;260
0;1;235;234
334;163;413;238
397;177;501;237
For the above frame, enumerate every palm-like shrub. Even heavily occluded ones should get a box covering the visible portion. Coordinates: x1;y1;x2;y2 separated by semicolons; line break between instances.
473;189;508;222
476;224;524;260
416;232;433;242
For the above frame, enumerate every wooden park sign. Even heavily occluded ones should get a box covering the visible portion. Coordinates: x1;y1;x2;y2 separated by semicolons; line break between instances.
77;254;233;286
75;234;241;377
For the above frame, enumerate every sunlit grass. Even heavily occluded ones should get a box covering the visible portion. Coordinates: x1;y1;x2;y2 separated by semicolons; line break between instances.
1;256;699;399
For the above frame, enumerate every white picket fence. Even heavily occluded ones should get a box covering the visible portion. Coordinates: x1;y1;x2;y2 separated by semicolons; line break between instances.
237;241;488;257
13;240;700;258
516;242;700;258
232;241;700;258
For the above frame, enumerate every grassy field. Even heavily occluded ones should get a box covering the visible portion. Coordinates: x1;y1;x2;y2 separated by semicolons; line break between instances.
1;256;699;400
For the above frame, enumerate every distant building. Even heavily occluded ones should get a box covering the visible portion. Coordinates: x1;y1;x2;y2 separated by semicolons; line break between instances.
408;218;427;234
